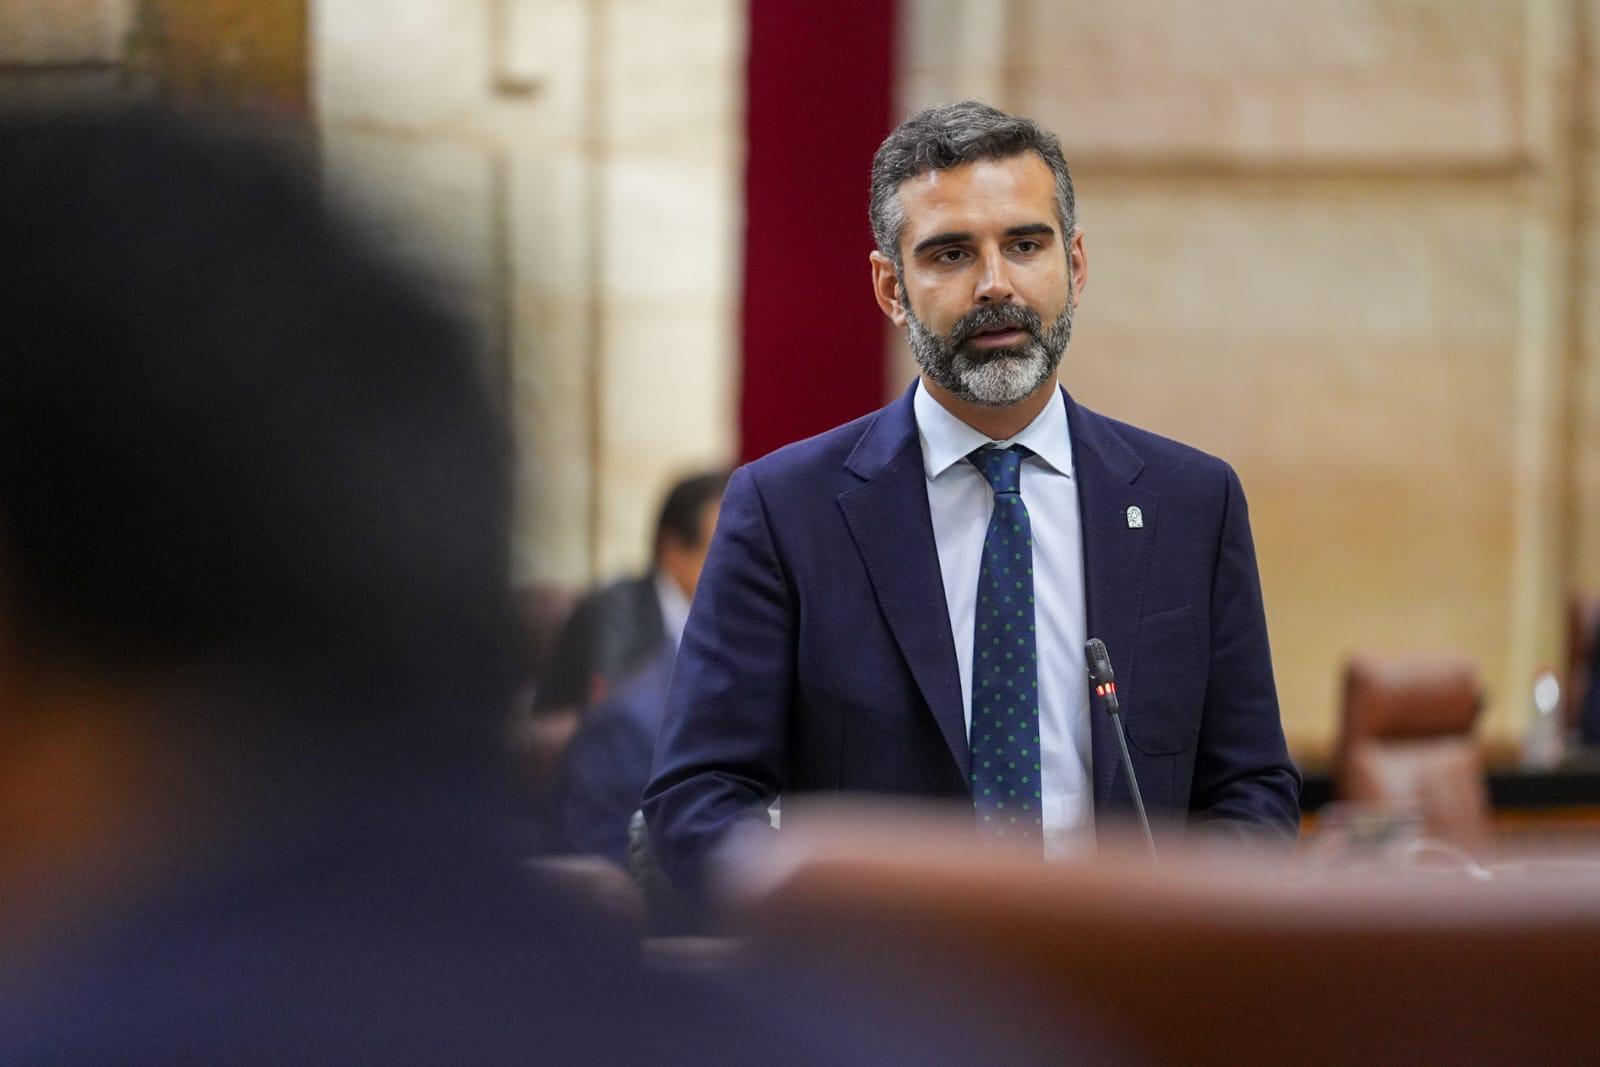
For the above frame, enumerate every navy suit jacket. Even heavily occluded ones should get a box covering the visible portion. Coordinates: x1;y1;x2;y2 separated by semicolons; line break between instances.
644;383;1300;892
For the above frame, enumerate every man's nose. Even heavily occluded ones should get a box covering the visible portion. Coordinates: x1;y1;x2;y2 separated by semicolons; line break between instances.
973;247;1015;304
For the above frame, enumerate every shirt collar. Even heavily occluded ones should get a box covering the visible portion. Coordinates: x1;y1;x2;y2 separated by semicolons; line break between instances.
913;378;1074;481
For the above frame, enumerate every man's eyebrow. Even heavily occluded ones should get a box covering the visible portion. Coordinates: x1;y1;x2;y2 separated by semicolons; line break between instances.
911;224;1057;257
910;231;971;256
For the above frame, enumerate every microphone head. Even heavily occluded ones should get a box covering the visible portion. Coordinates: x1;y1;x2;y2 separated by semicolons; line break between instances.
1085;638;1114;685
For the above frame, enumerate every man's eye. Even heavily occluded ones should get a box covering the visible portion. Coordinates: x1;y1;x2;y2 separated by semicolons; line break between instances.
1012;240;1040;254
935;248;968;263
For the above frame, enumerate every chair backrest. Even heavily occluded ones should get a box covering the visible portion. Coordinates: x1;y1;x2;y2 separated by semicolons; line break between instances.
726;815;1600;1065
1335;651;1491;853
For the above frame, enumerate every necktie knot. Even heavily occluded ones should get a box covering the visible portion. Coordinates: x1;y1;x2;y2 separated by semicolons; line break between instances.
970;445;1030;496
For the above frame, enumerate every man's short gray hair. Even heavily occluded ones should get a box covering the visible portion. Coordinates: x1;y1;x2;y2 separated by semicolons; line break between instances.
869;101;1077;269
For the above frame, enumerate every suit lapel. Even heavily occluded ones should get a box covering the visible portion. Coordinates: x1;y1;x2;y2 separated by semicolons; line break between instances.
838;386;970;784
1065;391;1157;807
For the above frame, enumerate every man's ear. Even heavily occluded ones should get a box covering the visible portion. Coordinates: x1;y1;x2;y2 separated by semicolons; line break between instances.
869;251;907;327
1067;228;1087;305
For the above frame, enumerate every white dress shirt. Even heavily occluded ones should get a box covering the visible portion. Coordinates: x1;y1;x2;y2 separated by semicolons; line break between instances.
654;571;691;650
913;380;1093;856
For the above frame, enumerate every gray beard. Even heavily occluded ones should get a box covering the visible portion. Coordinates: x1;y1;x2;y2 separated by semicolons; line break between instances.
904;293;1074;407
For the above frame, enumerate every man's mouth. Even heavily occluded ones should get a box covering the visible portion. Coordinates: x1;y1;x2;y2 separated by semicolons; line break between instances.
966;325;1030;348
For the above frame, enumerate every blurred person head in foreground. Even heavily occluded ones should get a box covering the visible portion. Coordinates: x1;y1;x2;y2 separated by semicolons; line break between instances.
0;104;514;905
0;107;881;1064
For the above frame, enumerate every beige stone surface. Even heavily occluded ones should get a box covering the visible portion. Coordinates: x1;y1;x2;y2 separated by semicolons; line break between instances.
588;0;744;580
313;1;492;131
312;0;744;586
1571;0;1600;593
600;0;744;150
1578;181;1600;591
594;296;738;560
0;0;132;65
1064;180;1526;753
315;0;590;584
901;0;1537;167
1012;0;1530;166
598;157;739;300
899;0;1012;111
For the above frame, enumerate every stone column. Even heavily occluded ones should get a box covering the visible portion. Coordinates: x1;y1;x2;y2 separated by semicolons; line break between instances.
312;0;743;587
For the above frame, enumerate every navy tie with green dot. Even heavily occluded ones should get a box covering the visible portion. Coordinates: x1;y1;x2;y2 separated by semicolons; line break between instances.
969;444;1043;847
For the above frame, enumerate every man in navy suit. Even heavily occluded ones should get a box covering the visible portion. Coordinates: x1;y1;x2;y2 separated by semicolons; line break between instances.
644;101;1299;895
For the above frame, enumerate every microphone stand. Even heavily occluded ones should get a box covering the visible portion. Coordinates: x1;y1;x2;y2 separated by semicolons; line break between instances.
1086;638;1158;863
1105;702;1158;863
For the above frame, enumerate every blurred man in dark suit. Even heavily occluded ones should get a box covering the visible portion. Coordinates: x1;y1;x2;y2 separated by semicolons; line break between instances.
535;471;727;712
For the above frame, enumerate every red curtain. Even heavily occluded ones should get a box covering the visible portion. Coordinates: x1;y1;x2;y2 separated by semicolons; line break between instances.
738;1;899;462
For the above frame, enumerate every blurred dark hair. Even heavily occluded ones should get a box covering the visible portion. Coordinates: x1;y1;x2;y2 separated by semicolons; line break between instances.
0;107;515;708
653;470;729;558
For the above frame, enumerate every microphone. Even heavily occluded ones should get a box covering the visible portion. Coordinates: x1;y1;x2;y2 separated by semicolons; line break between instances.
1085;638;1157;861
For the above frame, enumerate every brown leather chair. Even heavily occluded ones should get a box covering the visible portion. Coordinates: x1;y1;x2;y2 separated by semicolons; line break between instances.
1334;651;1491;855
724;811;1600;1065
1565;591;1600;734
